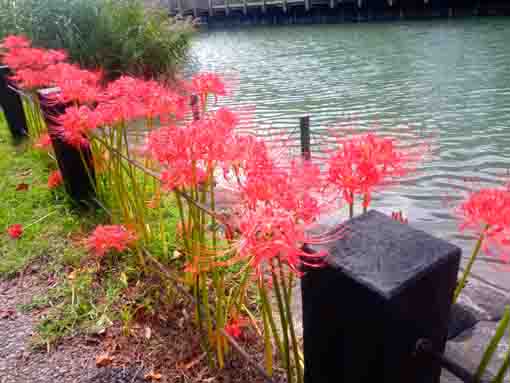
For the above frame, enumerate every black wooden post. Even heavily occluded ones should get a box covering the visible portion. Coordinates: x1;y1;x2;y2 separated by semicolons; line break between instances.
302;210;461;383
0;66;29;141
38;88;96;205
299;116;311;160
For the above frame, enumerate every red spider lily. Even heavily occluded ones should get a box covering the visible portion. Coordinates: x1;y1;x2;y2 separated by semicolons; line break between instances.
49;63;102;104
47;170;63;189
86;225;138;257
6;224;23;239
10;68;54;89
234;155;324;224
148;108;241;190
327;133;417;208
55;105;97;148
0;35;31;50
391;211;408;224
235;207;327;276
222;134;272;177
3;47;67;76
458;188;510;254
190;73;227;107
94;76;187;125
33;133;52;150
224;316;250;339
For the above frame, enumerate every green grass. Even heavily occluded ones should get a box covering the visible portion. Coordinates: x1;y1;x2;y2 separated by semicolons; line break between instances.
0;111;182;348
0;114;95;277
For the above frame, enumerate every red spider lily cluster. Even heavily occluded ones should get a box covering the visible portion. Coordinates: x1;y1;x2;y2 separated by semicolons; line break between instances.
148;107;239;190
6;224;23;239
458;187;510;258
0;36;189;149
327;133;422;208
86;225;138;257
1;34;431;279
234;207;327;276
47;170;63;189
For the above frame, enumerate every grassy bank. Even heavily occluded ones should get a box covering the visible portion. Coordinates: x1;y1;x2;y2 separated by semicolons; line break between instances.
0;114;97;277
0;113;176;348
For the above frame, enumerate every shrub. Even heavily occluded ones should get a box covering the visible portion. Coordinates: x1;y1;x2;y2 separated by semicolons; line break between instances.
0;0;195;79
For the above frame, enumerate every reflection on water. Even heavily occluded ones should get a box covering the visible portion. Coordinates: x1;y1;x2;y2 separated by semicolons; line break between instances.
187;18;510;254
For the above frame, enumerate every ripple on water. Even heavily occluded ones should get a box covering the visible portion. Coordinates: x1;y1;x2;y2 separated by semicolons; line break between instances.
188;18;510;250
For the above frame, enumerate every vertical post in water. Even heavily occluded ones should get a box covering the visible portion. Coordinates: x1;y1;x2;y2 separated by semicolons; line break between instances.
38;88;96;206
0;66;29;142
302;211;461;383
300;116;311;160
190;94;200;121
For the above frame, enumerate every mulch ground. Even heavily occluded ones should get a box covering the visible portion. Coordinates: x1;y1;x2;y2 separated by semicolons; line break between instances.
0;264;282;383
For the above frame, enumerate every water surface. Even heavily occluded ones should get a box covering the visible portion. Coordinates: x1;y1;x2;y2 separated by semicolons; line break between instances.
188;18;510;255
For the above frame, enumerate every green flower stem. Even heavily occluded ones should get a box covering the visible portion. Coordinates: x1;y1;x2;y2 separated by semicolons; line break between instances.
453;228;486;302
493;330;510;383
475;306;510;382
278;259;303;383
271;263;292;383
258;277;284;362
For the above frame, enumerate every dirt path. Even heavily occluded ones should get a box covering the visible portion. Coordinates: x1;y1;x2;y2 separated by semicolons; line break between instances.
0;273;102;383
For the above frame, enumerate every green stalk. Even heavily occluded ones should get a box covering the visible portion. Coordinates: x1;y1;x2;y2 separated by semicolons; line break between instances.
493;326;510;383
258;276;284;360
194;275;214;367
271;263;292;383
453;228;486;302
475;307;510;382
278;258;303;383
174;189;190;253
262;307;274;375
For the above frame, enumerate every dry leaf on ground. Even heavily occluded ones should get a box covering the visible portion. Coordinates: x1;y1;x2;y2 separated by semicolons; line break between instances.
95;353;113;367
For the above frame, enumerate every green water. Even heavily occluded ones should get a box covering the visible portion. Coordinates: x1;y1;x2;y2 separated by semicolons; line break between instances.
189;18;510;252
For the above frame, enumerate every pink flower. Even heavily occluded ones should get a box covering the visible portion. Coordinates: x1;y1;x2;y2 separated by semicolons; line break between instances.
0;35;31;50
190;73;227;107
86;225;138;257
327;133;418;208
148;108;241;190
47;170;63;189
224;317;249;339
6;224;23;239
55;105;97;148
458;188;510;258
49;63;102;104
3;46;67;85
191;73;226;97
235;207;327;276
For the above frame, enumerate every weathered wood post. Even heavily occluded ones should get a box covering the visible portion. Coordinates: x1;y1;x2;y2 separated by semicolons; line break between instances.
302;210;461;383
299;116;311;160
0;66;29;141
38;88;96;205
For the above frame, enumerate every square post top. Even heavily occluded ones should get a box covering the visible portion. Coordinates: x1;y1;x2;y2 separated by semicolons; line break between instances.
307;210;461;300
